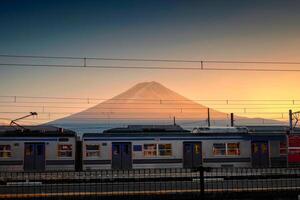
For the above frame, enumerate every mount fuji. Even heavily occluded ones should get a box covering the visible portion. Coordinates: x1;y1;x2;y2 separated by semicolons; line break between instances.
50;81;280;133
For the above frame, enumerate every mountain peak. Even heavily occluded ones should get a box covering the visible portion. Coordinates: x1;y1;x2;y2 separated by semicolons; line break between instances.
136;81;161;86
140;81;165;87
129;81;167;93
112;81;187;101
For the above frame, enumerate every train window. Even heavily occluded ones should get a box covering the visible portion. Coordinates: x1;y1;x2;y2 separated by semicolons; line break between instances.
25;145;33;156
194;144;201;154
279;142;287;155
261;143;268;153
57;144;72;157
113;145;120;155
158;144;172;156
213;143;240;156
36;145;44;156
213;143;226;156
227;143;240;156
143;144;157;157
0;145;11;158
252;143;259;154
124;144;131;155
86;145;100;157
133;145;142;151
185;144;192;153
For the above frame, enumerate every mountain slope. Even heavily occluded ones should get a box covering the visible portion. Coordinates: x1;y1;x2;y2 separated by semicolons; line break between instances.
52;81;223;121
50;81;281;132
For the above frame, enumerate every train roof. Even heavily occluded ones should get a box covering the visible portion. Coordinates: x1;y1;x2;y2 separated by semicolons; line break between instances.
83;132;287;141
245;125;289;132
103;124;190;133
0;125;76;137
192;127;248;134
84;125;289;138
84;132;249;137
244;125;300;134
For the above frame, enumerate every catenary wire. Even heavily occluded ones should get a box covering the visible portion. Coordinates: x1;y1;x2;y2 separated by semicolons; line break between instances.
2;63;300;72
1;54;300;64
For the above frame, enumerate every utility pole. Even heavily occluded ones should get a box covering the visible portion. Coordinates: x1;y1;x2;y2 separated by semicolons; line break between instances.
230;113;234;127
173;116;176;125
207;108;210;127
289;109;293;133
289;109;300;133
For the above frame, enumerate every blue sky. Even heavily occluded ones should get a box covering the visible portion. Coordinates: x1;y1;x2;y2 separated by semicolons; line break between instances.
1;0;300;58
0;0;300;100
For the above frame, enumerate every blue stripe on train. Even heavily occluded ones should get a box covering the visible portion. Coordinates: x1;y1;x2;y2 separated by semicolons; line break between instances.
203;157;251;163
83;160;111;165
84;137;250;141
133;159;183;164
0;160;75;165
0;138;58;141
0;160;23;165
83;159;183;165
46;160;75;165
84;158;252;164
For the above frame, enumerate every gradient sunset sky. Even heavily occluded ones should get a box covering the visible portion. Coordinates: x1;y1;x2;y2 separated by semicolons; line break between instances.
1;0;300;123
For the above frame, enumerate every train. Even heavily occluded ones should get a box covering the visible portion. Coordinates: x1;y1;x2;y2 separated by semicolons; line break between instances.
0;126;77;171
0;124;299;171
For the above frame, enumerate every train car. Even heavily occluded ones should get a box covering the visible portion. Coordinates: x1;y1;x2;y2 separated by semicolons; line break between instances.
0;126;77;171
250;134;287;168
287;128;300;167
245;126;288;168
0;124;292;171
82;125;254;170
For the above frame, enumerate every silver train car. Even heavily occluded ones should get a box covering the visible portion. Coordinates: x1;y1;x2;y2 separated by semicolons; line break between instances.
82;125;288;170
0;125;290;171
0;126;77;171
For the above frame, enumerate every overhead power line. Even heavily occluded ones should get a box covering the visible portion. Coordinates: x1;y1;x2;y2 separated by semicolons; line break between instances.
0;101;300;107
2;63;300;72
0;111;290;115
0;101;299;106
0;95;299;103
0;116;289;121
0;118;289;124
1;54;300;72
0;104;299;110
1;54;300;64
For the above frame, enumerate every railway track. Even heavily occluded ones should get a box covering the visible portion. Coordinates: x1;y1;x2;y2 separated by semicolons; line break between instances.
1;179;300;199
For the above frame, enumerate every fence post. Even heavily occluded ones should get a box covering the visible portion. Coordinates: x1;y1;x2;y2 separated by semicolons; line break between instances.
200;166;205;198
194;166;207;199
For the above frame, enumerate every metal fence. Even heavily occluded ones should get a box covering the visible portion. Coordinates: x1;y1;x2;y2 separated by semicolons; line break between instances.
0;167;300;200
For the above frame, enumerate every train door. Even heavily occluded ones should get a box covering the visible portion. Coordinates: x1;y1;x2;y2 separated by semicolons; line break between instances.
24;143;45;171
251;141;269;168
111;142;132;169
183;142;202;168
